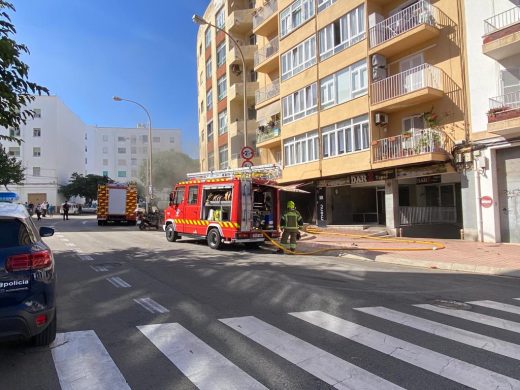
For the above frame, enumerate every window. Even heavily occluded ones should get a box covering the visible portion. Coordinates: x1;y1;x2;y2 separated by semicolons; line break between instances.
33;108;41;118
188;186;199;205
33;147;41;157
217;74;227;100
322;114;369;158
8;147;20;157
280;0;315;38
206;59;212;78
174;187;185;204
208;152;215;170
219;144;228;169
118;159;126;166
103;135;108;142
33;128;41;137
501;68;520;96
207;89;213;111
207;121;214;142
283;131;319;166
319;5;365;60
118;147;126;154
320;60;367;109
102;171;109;177
205;27;212;48
118;171;127;178
282;83;317;124
32;167;40;177
216;7;226;29
103;147;108;154
170;136;175;143
153;137;160;143
103;159;108;166
131;158;137;166
318;0;336;12
218;110;228;134
216;42;226;67
118;136;126;142
281;36;316;81
9;128;20;137
403;115;424;132
131;147;137;154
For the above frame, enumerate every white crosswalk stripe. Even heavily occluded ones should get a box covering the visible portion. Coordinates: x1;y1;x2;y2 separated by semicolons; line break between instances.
468;300;520;315
220;316;404;390
415;303;520;334
355;306;520;360
138;323;267;390
133;297;169;313
106;276;131;288
291;310;520;390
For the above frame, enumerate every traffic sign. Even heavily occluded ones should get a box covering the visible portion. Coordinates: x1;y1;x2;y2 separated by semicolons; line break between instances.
240;146;255;160
241;160;254;168
480;196;493;208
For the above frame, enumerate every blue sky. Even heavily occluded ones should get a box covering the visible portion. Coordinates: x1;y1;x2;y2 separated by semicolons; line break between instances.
11;0;210;158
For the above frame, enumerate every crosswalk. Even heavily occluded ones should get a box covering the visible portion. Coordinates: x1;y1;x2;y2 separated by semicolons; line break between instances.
50;297;520;390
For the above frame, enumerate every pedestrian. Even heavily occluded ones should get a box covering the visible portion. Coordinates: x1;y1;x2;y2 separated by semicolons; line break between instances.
41;201;48;217
277;200;303;253
62;201;70;220
48;203;54;216
35;204;42;221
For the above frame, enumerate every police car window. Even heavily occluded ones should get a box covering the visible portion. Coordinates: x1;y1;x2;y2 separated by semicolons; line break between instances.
188;186;198;205
0;219;33;248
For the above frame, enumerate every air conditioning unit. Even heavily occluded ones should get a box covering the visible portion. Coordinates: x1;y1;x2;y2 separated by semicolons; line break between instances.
372;54;387;68
372;67;387;81
375;113;388;126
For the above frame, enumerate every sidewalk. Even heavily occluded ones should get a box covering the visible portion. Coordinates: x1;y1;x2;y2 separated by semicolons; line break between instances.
293;229;520;278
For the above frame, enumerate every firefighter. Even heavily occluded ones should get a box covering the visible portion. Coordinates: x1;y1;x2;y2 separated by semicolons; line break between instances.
277;200;303;253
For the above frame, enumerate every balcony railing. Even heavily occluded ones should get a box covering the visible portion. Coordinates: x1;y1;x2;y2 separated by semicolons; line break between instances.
253;0;277;29
371;63;443;105
399;206;457;225
372;128;452;162
484;6;520;35
256;80;280;104
254;37;279;67
369;0;438;48
489;90;520;111
256;122;280;143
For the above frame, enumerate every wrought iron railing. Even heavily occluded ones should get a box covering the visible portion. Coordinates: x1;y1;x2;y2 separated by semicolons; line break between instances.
255;80;280;104
484;6;520;35
489;90;520;112
253;0;277;29
399;206;457;225
254;37;279;67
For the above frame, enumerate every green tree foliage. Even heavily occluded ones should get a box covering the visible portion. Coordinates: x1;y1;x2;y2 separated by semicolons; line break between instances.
0;0;49;144
138;150;199;191
0;145;24;189
59;173;113;203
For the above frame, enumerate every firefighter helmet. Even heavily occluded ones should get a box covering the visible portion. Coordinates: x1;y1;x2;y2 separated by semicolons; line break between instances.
287;200;295;210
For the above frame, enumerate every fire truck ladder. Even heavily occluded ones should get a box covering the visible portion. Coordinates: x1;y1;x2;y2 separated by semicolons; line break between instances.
187;164;282;180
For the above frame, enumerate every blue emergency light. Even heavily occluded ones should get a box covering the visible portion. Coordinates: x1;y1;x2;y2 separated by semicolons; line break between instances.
0;192;20;202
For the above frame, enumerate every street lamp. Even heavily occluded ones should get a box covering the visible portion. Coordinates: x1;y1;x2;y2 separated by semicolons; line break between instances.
192;14;248;151
112;96;153;213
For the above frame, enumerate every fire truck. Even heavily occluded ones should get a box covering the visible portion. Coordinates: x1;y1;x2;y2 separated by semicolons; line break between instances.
97;183;138;226
163;165;282;249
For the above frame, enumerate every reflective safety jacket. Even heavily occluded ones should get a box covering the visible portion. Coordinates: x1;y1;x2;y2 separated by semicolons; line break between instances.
281;209;303;231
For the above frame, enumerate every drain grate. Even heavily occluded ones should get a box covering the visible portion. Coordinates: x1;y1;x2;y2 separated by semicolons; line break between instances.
431;299;472;310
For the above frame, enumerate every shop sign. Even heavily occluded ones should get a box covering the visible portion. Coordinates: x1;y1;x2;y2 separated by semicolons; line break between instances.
319;169;396;187
350;174;368;184
416;175;442;185
318;178;351;188
316;187;327;227
397;164;448;179
369;169;396;182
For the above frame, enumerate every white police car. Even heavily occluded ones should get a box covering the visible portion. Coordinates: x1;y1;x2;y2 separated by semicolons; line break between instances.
0;192;57;346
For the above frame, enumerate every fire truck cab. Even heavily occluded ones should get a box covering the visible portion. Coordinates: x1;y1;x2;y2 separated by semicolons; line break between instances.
163;165;281;249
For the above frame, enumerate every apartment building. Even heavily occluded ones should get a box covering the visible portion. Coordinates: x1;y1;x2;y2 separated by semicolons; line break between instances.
460;0;520;243
196;0;260;172
252;0;466;237
0;96;86;205
86;126;182;182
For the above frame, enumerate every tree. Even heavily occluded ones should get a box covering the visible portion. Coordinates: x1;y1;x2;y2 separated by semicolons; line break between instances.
59;173;113;203
138;151;199;192
0;145;24;189
0;1;49;144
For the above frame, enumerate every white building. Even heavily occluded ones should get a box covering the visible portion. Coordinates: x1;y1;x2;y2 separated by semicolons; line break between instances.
86;126;182;182
462;0;520;243
0;96;86;206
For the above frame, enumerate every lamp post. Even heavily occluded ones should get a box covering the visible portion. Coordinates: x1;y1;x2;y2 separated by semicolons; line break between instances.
193;14;248;152
112;96;153;214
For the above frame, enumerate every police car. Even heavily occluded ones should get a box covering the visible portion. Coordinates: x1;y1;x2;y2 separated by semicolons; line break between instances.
0;192;57;346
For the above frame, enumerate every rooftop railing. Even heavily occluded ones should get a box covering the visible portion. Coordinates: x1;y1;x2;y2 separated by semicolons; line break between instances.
484;6;520;35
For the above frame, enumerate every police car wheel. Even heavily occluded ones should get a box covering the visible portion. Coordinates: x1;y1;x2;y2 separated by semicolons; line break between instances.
207;228;222;250
166;224;177;242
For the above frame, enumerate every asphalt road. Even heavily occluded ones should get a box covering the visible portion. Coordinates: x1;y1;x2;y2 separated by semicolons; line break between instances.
2;214;520;390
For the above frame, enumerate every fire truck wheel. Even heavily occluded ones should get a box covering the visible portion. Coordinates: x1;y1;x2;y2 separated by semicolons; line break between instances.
166;224;178;242
207;228;222;250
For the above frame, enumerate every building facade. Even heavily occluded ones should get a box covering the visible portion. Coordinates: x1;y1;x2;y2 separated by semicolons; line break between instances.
460;0;520;243
86;126;182;182
0;96;86;206
196;0;260;172
251;0;466;237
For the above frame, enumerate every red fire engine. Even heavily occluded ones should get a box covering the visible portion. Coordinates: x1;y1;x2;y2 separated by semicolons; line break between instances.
163;165;282;249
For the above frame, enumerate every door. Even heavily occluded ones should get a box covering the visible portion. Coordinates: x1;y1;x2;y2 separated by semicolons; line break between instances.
497;147;520;243
28;193;47;205
376;189;386;225
400;54;424;93
172;186;186;233
185;185;201;234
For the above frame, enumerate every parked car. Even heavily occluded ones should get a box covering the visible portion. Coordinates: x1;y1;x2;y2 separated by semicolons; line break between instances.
0;202;57;346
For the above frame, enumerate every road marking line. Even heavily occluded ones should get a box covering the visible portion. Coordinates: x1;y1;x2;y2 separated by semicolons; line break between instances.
220;316;404;390
106;277;131;288
82;221;88;225
468;300;520;315
61;238;70;242
415;304;520;334
356;306;520;361
65;243;76;247
133;297;169;314
138;323;267;390
91;265;109;272
51;330;130;390
291;311;520;390
78;254;94;261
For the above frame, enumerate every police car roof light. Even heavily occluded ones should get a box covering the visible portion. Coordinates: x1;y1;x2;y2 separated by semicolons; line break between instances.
0;191;20;203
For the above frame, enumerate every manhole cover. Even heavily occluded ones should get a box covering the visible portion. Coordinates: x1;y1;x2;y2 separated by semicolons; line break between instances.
431;299;472;310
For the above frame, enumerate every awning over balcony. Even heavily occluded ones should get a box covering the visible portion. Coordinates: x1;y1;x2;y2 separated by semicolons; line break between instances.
257;101;281;126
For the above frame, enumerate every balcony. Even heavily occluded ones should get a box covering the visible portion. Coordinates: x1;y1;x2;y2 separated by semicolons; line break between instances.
227;9;254;34
255;80;280;106
370;63;444;112
369;1;440;57
487;91;520;136
483;7;520;60
372;129;453;168
228;82;259;103
227;44;256;66
253;0;278;36
256;121;281;146
254;37;279;74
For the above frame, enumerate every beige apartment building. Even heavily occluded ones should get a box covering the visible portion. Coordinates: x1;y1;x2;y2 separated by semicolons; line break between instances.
198;0;468;237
